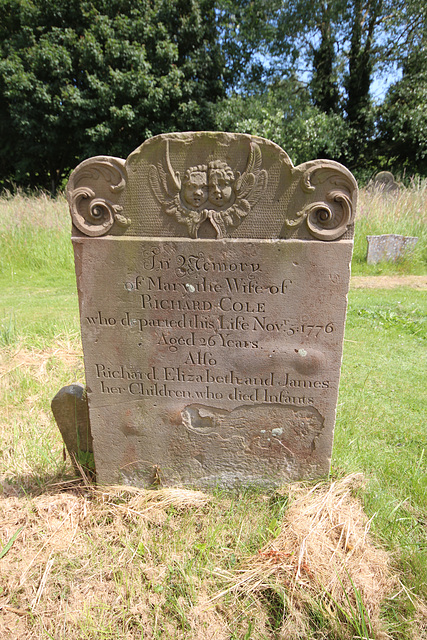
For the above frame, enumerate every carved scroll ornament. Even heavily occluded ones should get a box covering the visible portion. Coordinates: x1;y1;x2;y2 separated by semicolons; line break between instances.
148;140;267;238
285;162;357;241
67;157;130;236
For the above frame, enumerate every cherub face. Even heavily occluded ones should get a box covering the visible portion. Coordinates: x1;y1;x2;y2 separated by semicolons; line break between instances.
182;171;208;208
208;167;234;207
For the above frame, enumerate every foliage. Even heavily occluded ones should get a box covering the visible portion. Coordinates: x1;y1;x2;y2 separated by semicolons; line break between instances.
0;0;225;192
214;80;353;166
378;46;427;177
217;0;427;174
0;0;426;189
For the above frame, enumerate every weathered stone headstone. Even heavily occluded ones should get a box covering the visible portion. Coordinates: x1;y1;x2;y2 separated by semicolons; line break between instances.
369;171;400;194
61;132;357;488
366;234;418;264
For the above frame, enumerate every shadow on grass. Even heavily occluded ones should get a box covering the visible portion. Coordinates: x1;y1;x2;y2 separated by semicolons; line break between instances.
0;468;93;498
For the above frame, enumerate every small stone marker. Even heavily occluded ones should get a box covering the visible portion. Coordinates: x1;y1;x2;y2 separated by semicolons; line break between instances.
51;383;93;473
60;132;357;488
366;234;418;264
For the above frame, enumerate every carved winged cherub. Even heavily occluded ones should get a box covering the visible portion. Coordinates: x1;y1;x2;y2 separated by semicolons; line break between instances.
149;139;267;238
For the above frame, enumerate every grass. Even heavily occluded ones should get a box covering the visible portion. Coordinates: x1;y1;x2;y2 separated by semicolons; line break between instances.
352;179;427;275
0;192;78;349
336;287;427;638
0;187;426;639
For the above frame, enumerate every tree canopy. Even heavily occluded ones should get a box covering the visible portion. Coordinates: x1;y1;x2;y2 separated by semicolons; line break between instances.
0;0;224;191
216;0;427;175
0;0;426;191
378;45;427;176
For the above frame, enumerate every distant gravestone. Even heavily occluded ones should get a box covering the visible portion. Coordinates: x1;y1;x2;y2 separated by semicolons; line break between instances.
366;234;418;264
56;132;357;488
369;171;400;194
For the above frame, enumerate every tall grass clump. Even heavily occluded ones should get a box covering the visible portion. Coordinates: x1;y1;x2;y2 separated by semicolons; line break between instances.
0;191;73;282
353;179;427;275
0;191;79;348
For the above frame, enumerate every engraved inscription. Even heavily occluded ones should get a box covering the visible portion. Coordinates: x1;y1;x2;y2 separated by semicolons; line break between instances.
80;241;347;420
94;362;330;405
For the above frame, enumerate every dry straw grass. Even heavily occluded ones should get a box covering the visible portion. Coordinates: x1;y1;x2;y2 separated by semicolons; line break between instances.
0;486;211;639
211;474;397;639
358;178;427;227
0;191;68;232
0;475;403;640
0;340;82;382
88;483;211;519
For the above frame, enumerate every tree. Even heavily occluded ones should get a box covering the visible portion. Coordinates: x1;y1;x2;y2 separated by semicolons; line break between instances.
214;79;352;166
310;3;340;114
217;0;427;172
0;0;225;192
341;0;384;164
378;46;427;176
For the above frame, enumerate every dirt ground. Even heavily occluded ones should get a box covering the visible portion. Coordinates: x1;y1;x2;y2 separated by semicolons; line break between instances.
351;275;427;289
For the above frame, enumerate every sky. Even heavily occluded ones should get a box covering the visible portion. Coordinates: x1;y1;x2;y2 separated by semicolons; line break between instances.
370;69;402;103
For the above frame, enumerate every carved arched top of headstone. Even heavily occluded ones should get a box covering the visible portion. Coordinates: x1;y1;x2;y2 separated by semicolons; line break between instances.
66;156;130;237
282;160;357;241
67;133;357;241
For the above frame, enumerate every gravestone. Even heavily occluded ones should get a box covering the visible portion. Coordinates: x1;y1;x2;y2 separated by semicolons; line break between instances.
366;234;418;264
51;383;93;473
60;132;357;488
369;171;400;194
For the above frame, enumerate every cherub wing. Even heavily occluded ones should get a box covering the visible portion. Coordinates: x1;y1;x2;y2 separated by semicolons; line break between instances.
221;141;267;232
148;142;205;237
235;141;267;209
148;140;182;215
